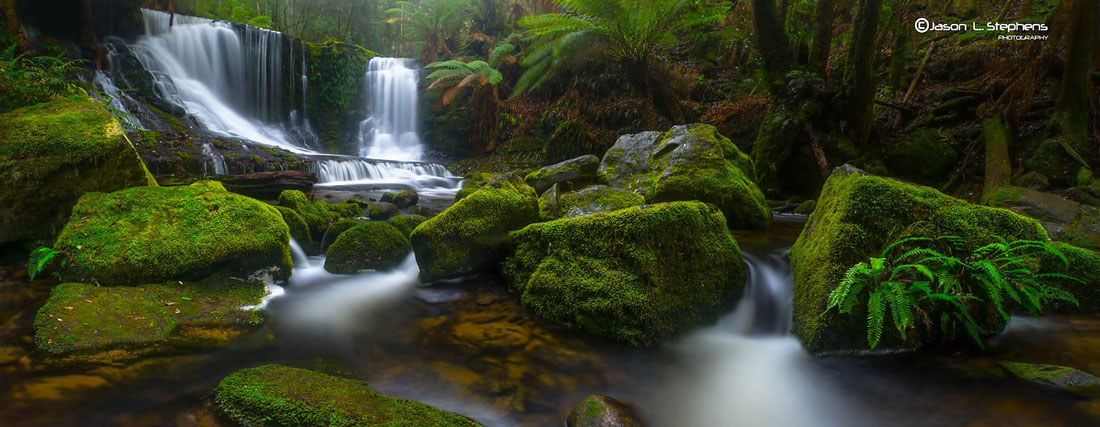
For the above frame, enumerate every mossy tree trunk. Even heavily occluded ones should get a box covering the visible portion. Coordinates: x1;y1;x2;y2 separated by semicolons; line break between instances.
624;58;687;124
750;0;793;92
808;0;836;75
843;0;883;148
1049;0;1095;168
981;116;1012;204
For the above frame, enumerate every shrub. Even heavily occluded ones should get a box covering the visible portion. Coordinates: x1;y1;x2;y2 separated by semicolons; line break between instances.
0;44;82;112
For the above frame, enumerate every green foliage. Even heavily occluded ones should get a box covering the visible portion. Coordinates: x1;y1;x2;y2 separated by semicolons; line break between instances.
27;246;61;280
424;59;504;106
0;44;83;112
827;236;1081;350
387;0;474;61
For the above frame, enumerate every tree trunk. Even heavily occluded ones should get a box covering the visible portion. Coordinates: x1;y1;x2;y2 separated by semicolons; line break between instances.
624;59;686;124
843;0;883;147
808;0;837;75
750;0;793;91
1050;0;1095;161
981;116;1012;204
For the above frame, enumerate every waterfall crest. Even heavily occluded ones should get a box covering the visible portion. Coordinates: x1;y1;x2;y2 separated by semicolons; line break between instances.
359;58;423;161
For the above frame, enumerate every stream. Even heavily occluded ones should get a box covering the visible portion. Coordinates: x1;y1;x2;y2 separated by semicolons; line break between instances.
3;215;1099;426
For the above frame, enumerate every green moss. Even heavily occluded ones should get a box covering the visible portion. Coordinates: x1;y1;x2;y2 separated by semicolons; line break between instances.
390;214;428;238
278;190;361;239
324;222;410;274
215;364;481;426
789;166;1049;353
542;185;645;220
503;201;746;346
411;174;540;282
147;105;186;133
454;187;478;203
998;362;1100;397
1045;243;1100;313
794;200;817;215
55;182;292;285
321;219;362;250
884;127;960;186
367;202;399;220
382;190;419;209
751;104;807;196
34;279;267;354
306;41;378;154
0;97;156;244
523;154;599;194
276;206;312;248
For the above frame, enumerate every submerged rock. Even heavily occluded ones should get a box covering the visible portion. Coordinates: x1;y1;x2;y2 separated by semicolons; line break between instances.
55;182;292;285
567;394;645;427
504;201;745;346
412;174;540;282
540;185;646;221
789;165;1049;353
214;364;482;426
324;222;410;274
34;279;267;355
390;214;428;238
998;362;1100;397
525;154;600;194
0;97;156;245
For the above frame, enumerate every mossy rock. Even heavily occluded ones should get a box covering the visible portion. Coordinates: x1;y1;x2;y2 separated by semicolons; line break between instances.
454;172;501;203
789;165;1049;354
324;222;410;274
390;214;428;238
367;202;400;220
320;218;363;251
55;182;292;285
990;186;1100;251
566;394;644;427
646;124;770;229
0;97;156;244
1045;243;1100;313
504;201;746;346
381;190;419;209
34;279;267;355
215;364;481;426
598;131;662;190
541;185;646;221
998;362;1100;397
884;128;960;186
524;154;600;194
276;206;312;249
278;190;360;239
794;200;817;215
411;173;540;282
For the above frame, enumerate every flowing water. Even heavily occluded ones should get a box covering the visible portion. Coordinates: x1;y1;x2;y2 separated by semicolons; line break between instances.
359;57;422;162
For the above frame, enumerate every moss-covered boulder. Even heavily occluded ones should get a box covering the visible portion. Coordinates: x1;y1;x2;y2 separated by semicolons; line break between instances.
276;206;312;248
367;201;400;220
884;128;960;186
1046;243;1100;313
324;222;410;274
790;165;1049;353
598;131;662;190
645;124;769;229
215;364;481;426
278;190;361;239
390;214;428;238
566;394;645;427
525;154;600;194
412;174;540;282
540;185;646;221
320;218;363;251
34;279;267;355
504;201;746;346
381;190;419;209
998;362;1100;397
990;186;1100;250
0;97;156;244
54;182;292;285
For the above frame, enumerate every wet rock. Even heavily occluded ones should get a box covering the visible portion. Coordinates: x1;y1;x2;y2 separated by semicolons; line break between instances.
525;154;600;194
390;214;428;238
55;182;292;285
540;185;645;221
598;131;662;190
451;321;532;349
214;364;482;426
320;218;363;251
998;362;1100;397
276;206;312;248
790;165;1049;353
504;201;745;346
412;173;540;282
1043;243;1100;313
214;170;315;201
381;190;419;209
990;186;1100;250
367;202;400;220
324;222;410;273
1013;171;1051;191
279;189;362;239
794;199;817;215
0;97;156;245
9;374;110;401
566;394;645;427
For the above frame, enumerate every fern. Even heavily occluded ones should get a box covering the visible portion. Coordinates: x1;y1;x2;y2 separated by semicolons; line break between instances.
27;247;60;280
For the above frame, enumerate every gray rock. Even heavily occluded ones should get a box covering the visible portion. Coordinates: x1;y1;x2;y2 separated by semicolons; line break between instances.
598;131;662;191
525;154;600;194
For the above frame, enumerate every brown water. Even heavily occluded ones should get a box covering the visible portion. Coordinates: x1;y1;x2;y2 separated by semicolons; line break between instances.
2;216;1099;426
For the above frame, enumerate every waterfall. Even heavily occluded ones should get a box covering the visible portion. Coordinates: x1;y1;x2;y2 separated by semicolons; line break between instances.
93;71;143;129
728;249;794;335
202;143;228;175
359;58;423;161
310;157;461;197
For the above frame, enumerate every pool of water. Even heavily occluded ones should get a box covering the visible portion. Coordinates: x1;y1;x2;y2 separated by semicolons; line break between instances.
2;215;1099;426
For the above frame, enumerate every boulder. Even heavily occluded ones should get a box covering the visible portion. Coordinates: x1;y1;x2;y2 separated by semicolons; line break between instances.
381;190;419;209
567;394;645;427
278;190;361;239
0;97;156;244
324;222;410;274
320;218;363;251
454;172;500;203
525;154;600;194
645;124;770;229
390;214;428;238
367;201;400;220
214;365;482;426
1013;171;1051;190
884;128;960;186
34;279;267;354
504;201;745;346
990;186;1100;250
411;174;539;282
540;185;645;221
598;131;662;190
790;165;1049;353
1044;243;1100;313
276;206;312;248
998;362;1100;397
214;170;316;201
55;182;292;285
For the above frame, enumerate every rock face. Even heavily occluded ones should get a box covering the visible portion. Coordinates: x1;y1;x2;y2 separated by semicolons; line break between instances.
411;174;540;282
790;165;1049;353
567;394;645;427
990;186;1100;250
324;222;410;274
525;154;600;194
367;201;400;220
34;279;267;354
0;97;156;244
504;201;746;346
214;364;482;426
599;131;662;190
998;362;1100;397
214;170;316;201
540;184;646;221
55;182;292;285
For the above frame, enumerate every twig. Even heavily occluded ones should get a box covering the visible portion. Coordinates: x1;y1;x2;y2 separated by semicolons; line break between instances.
903;41;936;103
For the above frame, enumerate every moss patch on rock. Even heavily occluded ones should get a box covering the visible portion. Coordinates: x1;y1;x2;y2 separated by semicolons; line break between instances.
0;96;156;244
324;222;410;274
789;165;1049;353
884;127;960;186
411;174;540;282
540;185;645;221
55;182;292;285
278;190;360;239
320;218;363;250
504;201;746;346
524;154;599;194
276;206;312;248
390;214;428;238
214;364;481;426
1046;243;1100;313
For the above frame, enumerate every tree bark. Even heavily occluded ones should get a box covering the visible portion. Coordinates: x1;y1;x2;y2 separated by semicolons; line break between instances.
981;116;1012;204
843;0;883;147
750;0;793;91
808;0;837;75
1050;0;1095;161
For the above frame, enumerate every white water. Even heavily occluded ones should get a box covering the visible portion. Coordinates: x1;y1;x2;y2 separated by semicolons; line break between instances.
311;157;461;197
93;71;143;129
288;237;311;268
201;143;228;175
359;57;422;161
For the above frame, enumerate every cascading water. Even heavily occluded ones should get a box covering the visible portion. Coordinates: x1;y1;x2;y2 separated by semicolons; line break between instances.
93;71;143;129
359;58;422;161
201;143;228;175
